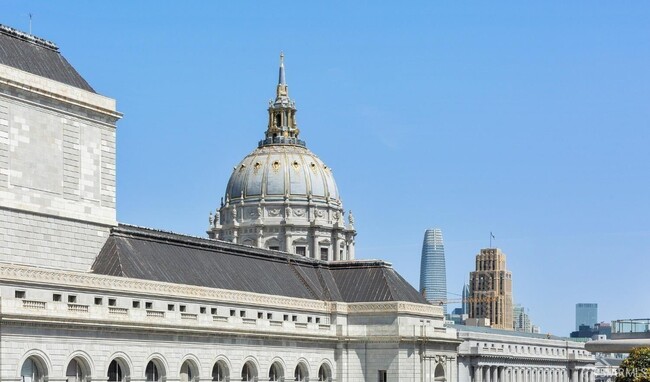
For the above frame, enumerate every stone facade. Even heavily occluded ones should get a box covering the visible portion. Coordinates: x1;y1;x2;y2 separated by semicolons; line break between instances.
0;55;120;272
0;263;460;382
469;248;514;330
456;327;596;382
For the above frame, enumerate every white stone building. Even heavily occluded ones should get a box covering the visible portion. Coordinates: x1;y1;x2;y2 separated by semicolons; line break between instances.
455;326;596;382
0;24;460;382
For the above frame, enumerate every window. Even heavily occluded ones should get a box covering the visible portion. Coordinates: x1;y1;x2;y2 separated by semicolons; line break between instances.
295;364;309;381
269;362;283;381
145;361;163;382
133;300;141;309
258;312;264;319
318;364;331;381
15;290;26;299
53;293;62;302
378;370;387;382
267;313;273;320
230;309;236;317
180;361;196;382
292;315;298;322
308;317;313;323
211;307;218;315
295;246;306;256
283;314;289;321
145;301;153;309
107;359;127;382
168;304;175;311
180;305;187;312
241;362;257;382
320;247;328;261
316;317;321;324
200;307;207;314
94;297;103;305
21;357;46;382
108;298;117;306
212;361;228;382
68;295;77;303
65;358;87;382
240;310;246;318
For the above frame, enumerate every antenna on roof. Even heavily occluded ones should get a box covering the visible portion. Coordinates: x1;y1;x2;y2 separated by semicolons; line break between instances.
28;13;32;35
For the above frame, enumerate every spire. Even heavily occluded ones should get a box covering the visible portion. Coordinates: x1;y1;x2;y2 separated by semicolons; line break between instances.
276;52;289;99
278;52;286;85
260;53;304;147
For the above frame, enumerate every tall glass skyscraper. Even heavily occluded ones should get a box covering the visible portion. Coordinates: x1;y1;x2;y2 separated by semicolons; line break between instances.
419;228;447;314
576;303;598;330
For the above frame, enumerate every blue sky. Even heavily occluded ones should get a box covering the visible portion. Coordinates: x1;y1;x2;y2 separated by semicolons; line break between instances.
3;2;649;336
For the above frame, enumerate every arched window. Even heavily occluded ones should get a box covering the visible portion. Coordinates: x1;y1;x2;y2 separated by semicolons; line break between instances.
268;362;283;381
66;358;89;382
107;359;128;382
241;362;257;382
294;363;308;381
434;364;445;381
145;360;164;382
21;357;46;382
317;364;331;381
180;361;197;382
211;361;228;382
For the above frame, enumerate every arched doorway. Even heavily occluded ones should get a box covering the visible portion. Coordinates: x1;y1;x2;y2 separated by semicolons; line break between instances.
21;356;47;382
294;363;308;381
107;359;129;382
66;358;90;382
145;360;165;382
211;360;229;382
180;360;198;382
317;364;331;381
268;362;283;381
241;361;257;382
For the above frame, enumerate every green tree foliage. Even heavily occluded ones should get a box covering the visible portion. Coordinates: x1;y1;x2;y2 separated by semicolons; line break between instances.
617;347;650;382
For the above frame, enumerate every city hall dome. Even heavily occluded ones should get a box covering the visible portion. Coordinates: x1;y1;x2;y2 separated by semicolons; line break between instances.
208;54;356;261
225;144;340;206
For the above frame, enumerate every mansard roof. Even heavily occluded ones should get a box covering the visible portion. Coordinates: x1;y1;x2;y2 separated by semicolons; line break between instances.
92;224;428;305
0;24;95;92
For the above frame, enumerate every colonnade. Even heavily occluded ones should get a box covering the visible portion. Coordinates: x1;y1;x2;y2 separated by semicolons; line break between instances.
471;365;595;382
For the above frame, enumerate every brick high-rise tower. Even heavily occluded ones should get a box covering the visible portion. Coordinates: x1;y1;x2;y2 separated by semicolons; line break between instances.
468;248;514;330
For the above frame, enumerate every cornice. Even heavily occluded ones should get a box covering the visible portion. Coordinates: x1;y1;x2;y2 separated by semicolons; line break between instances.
0;264;441;318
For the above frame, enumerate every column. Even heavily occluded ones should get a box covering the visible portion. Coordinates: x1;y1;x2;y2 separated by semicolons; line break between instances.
492;366;498;382
474;365;482;382
334;239;340;261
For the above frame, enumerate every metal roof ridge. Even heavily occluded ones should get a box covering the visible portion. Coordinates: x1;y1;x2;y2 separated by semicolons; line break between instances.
0;24;58;51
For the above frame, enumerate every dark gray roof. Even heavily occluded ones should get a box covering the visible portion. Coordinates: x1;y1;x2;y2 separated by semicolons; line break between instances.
91;224;428;305
0;25;94;92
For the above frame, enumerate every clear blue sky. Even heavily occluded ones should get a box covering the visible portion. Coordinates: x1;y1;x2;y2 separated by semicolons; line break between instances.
4;2;649;336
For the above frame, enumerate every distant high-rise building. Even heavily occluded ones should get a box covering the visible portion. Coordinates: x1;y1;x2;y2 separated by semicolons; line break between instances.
513;304;532;333
576;303;598;330
461;283;470;315
419;228;447;314
468;248;514;330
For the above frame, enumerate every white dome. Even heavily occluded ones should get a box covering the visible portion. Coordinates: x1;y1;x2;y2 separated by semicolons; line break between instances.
225;144;340;206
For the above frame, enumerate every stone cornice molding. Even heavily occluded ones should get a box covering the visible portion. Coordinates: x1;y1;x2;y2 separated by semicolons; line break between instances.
0;63;121;120
345;301;443;318
0;264;440;318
